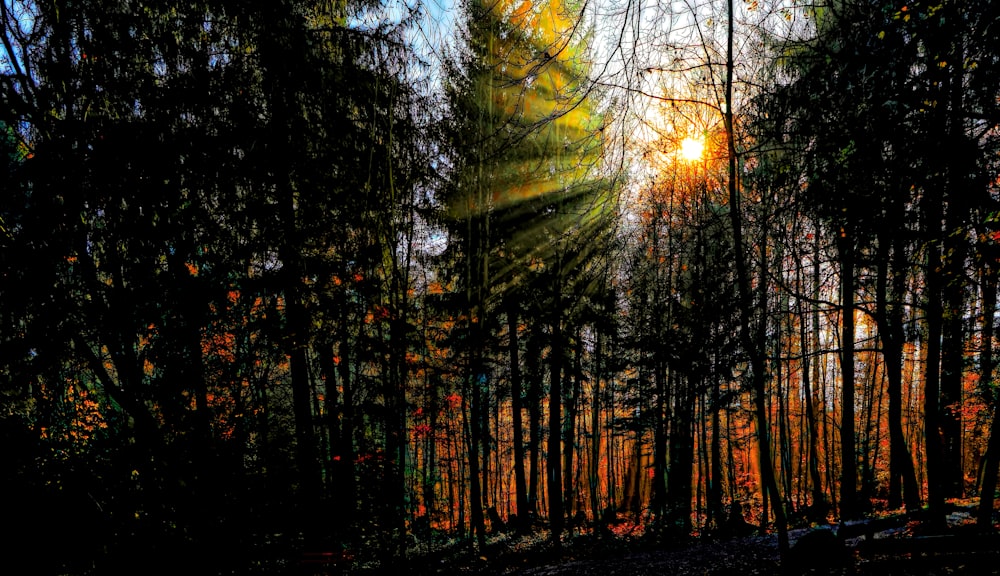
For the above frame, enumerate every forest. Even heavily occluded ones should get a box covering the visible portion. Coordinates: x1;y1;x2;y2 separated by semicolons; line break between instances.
2;0;1000;574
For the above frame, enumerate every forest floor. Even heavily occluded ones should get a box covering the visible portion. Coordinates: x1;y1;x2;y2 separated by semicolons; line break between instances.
397;503;1000;576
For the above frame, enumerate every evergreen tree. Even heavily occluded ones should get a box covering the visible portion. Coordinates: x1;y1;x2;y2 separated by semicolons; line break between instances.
441;0;614;546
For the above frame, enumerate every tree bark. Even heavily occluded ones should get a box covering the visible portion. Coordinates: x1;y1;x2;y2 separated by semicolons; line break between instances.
977;264;999;529
876;234;921;511
590;326;604;526
548;267;565;543
924;185;947;530
939;33;969;500
527;322;543;519
667;370;693;534
837;231;858;520
506;295;530;530
563;329;583;523
724;0;788;554
796;256;826;516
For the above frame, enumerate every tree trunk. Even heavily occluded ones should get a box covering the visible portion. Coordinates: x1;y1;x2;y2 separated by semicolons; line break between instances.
776;308;793;502
877;234;921;511
563;328;583;524
339;333;358;531
724;0;787;553
262;6;322;544
590;327;604;526
796;258;826;516
527;322;543;520
548;269;565;543
386;287;410;557
652;361;669;523
278;213;323;545
507;295;530;530
838;232;858;520
709;363;725;529
320;337;354;541
924;192;947;530
923;13;961;528
977;265;999;529
464;361;487;551
667;371;694;534
939;33;969;500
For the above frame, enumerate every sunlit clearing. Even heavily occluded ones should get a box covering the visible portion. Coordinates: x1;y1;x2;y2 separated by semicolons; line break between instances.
679;137;704;161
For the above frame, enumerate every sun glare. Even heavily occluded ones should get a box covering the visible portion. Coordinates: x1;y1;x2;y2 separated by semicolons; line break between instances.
679;137;704;161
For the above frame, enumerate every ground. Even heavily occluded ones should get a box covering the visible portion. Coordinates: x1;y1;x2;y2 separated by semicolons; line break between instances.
397;508;1000;576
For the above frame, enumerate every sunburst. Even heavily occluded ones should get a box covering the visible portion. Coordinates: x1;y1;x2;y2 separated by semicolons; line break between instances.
679;136;704;162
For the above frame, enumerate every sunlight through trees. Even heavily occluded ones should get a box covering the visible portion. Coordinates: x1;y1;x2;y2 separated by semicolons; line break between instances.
2;0;1000;573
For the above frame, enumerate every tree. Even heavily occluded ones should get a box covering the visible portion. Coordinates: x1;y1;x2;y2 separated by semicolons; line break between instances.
442;0;613;546
1;0;431;568
721;0;788;551
0;1;274;569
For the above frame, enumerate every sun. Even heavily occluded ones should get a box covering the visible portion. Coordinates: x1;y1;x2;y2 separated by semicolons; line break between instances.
679;136;704;161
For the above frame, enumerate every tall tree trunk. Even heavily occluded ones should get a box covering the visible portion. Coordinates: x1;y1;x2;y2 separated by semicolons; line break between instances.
287;289;321;538
507;295;530;531
652;360;668;523
724;0;788;554
463;207;489;551
548;267;565;543
796;258;826;516
261;6;322;544
860;356;879;509
277;202;323;545
386;285;410;557
563;328;583;524
923;12;962;527
590;327;604;526
479;362;492;522
605;350;618;515
924;189;947;530
319;338;348;539
463;367;487;551
940;34;969;500
837;232;858;520
776;307;793;502
667;371;694;534
527;322;543;519
941;277;967;500
977;264;1000;529
709;367;725;529
877;235;921;511
814;232;838;511
338;332;358;532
